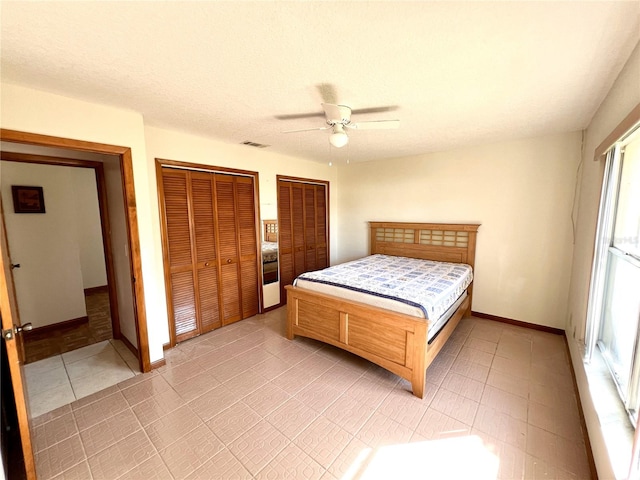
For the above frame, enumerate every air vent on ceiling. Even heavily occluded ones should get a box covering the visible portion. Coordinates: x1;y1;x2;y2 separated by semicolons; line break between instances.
241;140;270;149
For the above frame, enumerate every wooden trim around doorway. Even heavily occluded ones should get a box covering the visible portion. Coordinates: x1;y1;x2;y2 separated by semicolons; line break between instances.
0;129;151;373
1;151;123;340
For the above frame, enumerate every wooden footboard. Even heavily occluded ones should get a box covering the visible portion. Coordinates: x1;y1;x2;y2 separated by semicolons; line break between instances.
285;221;479;398
286;284;470;398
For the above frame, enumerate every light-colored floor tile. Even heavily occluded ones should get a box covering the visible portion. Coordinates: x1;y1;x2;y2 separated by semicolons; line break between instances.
24;355;65;377
256;442;325;480
293;416;352;468
61;340;112;364
34;434;86;480
26;314;591;480
25;339;139;417
25;362;70;397
28;382;76;418
356;411;413;448
71;366;134;399
206;401;262;444
186;448;252;479
64;347;127;381
159;424;225;478
228;420;290;476
110;339;142;373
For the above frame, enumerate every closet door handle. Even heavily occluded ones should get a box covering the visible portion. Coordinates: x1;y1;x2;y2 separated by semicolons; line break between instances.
227;258;232;264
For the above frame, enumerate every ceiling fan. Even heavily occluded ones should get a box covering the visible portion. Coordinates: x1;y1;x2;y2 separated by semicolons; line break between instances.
281;103;400;148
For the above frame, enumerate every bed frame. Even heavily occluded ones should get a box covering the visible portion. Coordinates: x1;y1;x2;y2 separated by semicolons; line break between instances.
263;219;278;242
286;222;480;398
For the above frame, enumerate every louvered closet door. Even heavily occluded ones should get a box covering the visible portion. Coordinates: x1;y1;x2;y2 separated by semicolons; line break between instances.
315;184;328;269
215;174;242;324
304;185;318;271
278;181;294;302
191;172;221;333
277;178;329;303
236;177;259;318
291;183;306;278
162;169;198;342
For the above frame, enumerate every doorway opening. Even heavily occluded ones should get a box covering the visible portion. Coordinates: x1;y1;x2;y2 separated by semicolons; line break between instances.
0;129;151;372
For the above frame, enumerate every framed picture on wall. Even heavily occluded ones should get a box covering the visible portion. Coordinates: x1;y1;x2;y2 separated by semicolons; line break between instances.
12;185;46;213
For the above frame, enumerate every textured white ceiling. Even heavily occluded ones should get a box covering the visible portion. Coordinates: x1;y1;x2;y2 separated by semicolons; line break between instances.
1;1;639;164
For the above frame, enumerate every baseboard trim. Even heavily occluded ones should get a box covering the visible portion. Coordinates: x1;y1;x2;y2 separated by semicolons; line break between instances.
26;316;89;338
471;311;564;336
262;303;282;313
564;335;599;480
150;358;166;370
118;334;138;356
84;285;109;295
163;342;171;351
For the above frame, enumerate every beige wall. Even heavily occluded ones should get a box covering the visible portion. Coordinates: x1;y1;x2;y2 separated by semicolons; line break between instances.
337;132;582;329
0;83;165;362
71;168;108;289
567;40;640;342
103;157;138;348
0;161;88;328
566;40;640;479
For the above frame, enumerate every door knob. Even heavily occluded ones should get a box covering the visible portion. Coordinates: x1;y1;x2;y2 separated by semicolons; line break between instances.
227;259;232;264
2;323;32;340
15;323;32;334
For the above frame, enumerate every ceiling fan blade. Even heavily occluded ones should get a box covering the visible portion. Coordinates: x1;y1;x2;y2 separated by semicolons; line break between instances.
322;103;351;122
347;120;400;130
282;126;331;133
350;105;399;115
274;111;326;120
316;83;338;104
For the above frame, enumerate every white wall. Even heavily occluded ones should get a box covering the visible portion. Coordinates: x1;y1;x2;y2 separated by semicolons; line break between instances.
568;40;640;342
144;126;338;344
0;83;164;362
103;158;138;347
566;40;640;480
337;132;582;329
71;168;107;289
0;161;87;328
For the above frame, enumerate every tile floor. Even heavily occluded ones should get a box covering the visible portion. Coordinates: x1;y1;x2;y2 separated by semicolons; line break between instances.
31;308;592;479
24;290;113;364
25;339;140;418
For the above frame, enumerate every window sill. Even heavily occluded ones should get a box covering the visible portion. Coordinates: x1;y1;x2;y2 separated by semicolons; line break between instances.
579;342;634;479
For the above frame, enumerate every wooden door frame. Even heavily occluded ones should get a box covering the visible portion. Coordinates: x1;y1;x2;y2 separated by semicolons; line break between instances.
0;197;35;478
276;175;330;308
0;129;151;373
155;158;262;348
0;151;123;344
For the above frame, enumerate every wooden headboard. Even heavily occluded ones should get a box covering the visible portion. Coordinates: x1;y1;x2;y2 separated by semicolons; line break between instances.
263;220;278;242
369;222;480;271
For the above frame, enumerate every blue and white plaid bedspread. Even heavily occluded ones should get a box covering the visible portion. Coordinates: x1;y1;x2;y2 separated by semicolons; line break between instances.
294;254;473;320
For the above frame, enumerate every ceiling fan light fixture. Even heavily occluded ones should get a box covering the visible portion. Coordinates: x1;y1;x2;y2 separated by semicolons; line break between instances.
329;124;348;148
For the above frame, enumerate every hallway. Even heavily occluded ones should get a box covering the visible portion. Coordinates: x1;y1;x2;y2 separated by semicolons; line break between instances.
24;339;140;418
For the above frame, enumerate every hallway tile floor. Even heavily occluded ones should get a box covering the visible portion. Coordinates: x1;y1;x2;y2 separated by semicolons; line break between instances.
24;339;140;418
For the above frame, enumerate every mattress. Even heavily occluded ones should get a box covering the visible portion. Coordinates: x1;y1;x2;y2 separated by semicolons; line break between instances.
294;254;472;339
262;241;278;263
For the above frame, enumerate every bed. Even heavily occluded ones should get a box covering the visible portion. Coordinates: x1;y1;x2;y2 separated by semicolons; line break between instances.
285;221;480;398
262;220;279;284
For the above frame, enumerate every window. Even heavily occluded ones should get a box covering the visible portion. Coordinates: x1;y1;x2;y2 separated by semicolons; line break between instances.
586;123;640;424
